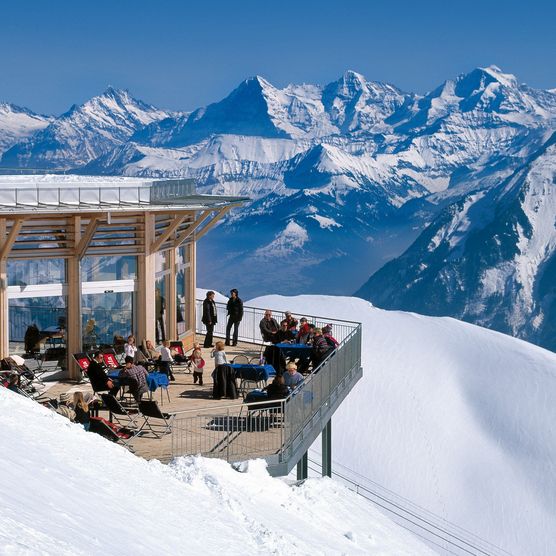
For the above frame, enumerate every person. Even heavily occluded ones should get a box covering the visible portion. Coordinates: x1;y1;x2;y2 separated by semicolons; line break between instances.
159;340;176;381
275;321;296;344
143;339;161;361
311;328;334;369
259;310;279;342
120;355;149;402
211;341;237;399
282;311;298;331
124;335;138;360
296;318;311;344
56;392;76;421
190;346;206;386
202;291;218;348
6;372;22;394
263;374;290;400
73;391;90;431
225;288;243;346
86;351;116;394
322;324;339;348
283;362;304;389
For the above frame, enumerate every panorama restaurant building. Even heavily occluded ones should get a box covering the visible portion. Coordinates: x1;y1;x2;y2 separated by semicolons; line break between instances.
0;175;247;378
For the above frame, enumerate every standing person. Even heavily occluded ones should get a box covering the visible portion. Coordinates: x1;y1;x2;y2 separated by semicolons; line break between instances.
259;310;279;342
202;291;218;348
225;288;243;347
190;346;206;386
73;391;90;431
159;339;176;381
124;335;138;360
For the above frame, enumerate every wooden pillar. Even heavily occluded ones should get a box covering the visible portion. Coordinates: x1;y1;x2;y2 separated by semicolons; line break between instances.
137;213;156;344
66;216;83;380
167;248;177;341
0;216;8;357
189;240;197;341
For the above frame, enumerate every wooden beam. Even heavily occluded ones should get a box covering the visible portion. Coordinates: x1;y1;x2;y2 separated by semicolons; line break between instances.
75;216;100;259
0;219;24;261
173;210;212;248
151;215;186;253
194;205;234;241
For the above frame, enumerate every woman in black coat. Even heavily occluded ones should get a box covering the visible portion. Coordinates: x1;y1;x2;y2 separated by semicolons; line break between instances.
202;291;218;348
225;288;243;346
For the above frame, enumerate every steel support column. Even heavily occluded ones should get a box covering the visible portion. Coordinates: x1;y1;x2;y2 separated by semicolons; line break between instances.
322;419;332;477
296;451;308;481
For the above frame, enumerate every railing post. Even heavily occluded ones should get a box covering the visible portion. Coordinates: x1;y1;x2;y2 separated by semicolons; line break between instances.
322;419;332;477
297;451;308;481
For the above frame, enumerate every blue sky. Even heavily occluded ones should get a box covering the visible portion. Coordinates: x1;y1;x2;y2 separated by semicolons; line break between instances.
1;0;555;114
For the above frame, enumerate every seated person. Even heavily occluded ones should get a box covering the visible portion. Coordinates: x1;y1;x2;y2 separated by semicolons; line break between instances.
322;324;339;347
263;374;290;400
259;310;279;342
56;392;76;421
86;351;117;394
6;372;22;394
282;311;298;331
311;328;334;369
73;391;90;431
296;318;311;344
283;362;303;389
143;339;161;361
120;355;149;402
274;321;296;344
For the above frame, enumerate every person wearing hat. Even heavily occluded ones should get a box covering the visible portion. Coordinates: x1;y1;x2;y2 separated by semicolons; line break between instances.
296;318;311;344
225;288;243;347
281;311;298;331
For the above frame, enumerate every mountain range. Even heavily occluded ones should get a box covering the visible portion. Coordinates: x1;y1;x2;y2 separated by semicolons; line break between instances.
1;65;555;351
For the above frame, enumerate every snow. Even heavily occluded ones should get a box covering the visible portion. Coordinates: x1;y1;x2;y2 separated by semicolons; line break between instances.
308;214;342;230
0;387;434;555
254;220;309;258
248;294;556;556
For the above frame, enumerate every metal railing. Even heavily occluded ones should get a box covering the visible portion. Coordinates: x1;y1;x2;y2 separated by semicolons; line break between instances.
172;300;362;474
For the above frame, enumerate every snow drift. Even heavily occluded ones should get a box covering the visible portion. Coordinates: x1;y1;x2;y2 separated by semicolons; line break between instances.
0;387;432;555
250;294;556;556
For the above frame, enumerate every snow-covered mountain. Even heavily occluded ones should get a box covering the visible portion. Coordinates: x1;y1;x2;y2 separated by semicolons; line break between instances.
0;102;51;156
251;293;556;556
2;66;556;348
356;132;556;352
0;385;434;555
0;87;172;169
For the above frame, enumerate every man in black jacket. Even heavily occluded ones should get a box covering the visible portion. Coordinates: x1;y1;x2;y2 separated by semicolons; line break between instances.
86;352;117;394
202;291;218;348
225;288;243;346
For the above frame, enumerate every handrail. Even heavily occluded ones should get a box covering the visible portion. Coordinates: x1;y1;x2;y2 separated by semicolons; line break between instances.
170;300;363;472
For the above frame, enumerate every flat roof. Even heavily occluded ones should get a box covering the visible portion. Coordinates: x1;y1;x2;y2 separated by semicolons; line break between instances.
0;175;249;214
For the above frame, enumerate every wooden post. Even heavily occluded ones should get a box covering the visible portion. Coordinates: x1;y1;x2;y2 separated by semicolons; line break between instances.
66;215;82;380
137;213;156;344
189;240;197;345
0;218;8;359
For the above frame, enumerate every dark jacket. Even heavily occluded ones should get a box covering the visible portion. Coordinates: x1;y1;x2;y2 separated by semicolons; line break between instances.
226;296;243;321
202;298;218;325
274;328;295;344
259;317;279;342
86;360;110;392
74;403;90;425
264;381;289;400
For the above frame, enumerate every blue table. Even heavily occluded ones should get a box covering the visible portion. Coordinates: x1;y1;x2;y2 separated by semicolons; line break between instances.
230;363;276;382
108;370;168;392
274;343;312;359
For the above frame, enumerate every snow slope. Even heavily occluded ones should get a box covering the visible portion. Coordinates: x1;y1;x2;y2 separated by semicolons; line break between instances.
0;102;51;155
249;294;556;556
0;387;433;555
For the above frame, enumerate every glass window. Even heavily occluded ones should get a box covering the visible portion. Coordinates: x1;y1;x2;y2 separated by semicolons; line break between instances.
7;259;65;286
155;275;168;343
176;267;187;336
81;256;137;282
9;296;67;357
82;292;135;349
176;245;191;266
155;251;169;274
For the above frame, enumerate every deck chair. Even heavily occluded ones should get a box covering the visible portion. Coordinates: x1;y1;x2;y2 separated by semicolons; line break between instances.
100;393;141;430
169;340;190;371
101;349;120;370
72;352;91;378
89;416;135;451
138;400;173;438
